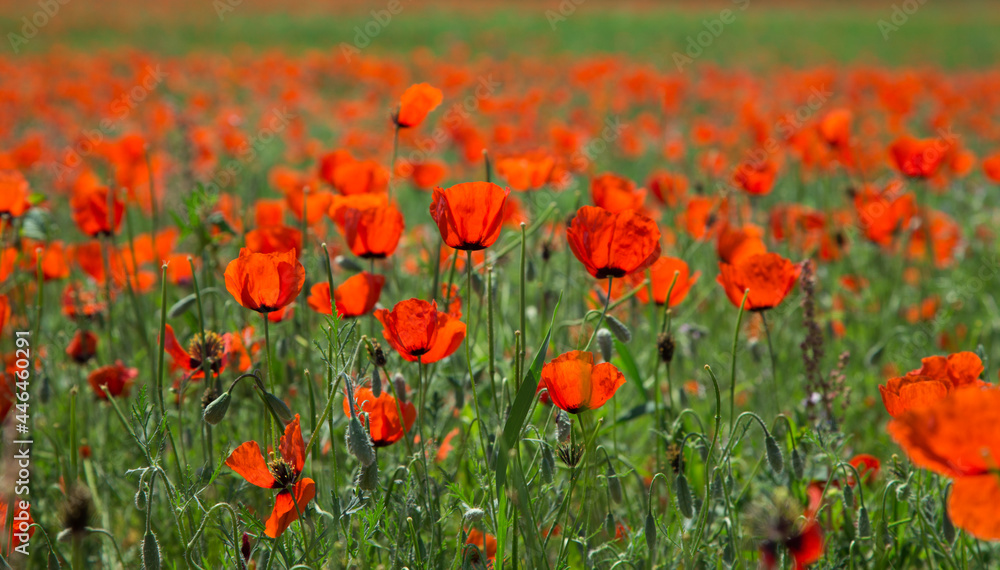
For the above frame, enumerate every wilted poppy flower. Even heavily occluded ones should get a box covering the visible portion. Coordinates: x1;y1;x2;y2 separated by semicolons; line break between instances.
374;298;466;364
889;135;949;179
635;256;700;306
336;203;405;259
879;351;985;417
888;386;1000;539
224;248;305;314
394;83;443;128
430;182;509;251
717;252;801;311
0;170;31;218
88;361;137;400
343;386;416;447
66;330;98;364
566;206;661;279
732;159;779;196
538;350;626;414
71;185;124;237
225;415;316;538
307;272;385;318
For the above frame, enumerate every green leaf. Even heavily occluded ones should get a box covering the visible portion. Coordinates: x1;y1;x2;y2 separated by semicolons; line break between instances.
167;288;220;318
18;207;52;241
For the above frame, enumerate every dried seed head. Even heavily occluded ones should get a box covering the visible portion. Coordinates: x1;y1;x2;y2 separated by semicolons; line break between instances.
60;485;94;536
596;329;614;362
656;332;675;364
605;316;632;343
346;416;376;466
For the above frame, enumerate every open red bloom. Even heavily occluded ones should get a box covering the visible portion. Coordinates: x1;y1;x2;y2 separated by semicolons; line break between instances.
888;386;1000;539
88;361;137;400
818;108;851;148
495;152;555;191
590;172;646;213
717;252;801;311
343;386;416;447
162;324;244;380
465;528;498;562
566;206;661;279
538;350;626;414
245;225;303;258
394;83;443;128
335;203;405;259
66;329;98;364
374;299;466;363
307;272;385;318
224;248;305;313
71;185;124;237
889;135;948;178
634;256;700;307
225;415;316;538
430;182;509;251
879;351;985;417
0;170;31;218
759;487;824;570
732;159;779;196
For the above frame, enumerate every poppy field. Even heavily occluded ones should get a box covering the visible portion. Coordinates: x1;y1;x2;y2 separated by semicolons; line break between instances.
5;1;1000;568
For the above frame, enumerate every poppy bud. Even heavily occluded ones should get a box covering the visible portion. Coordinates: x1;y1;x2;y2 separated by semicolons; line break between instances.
644;513;657;551
394;373;407;404
263;391;294;425
711;472;724;500
896;484;910;501
604;512;615;535
942;498;956;542
555;411;572;443
606;461;623;504
346;416;376;466
463;508;485;525
203;392;232;425
335;255;362;272
540;446;555;484
596;329;613;362
676;474;694;518
143;531;161;570
843;482;854;510
791;448;804;479
656;332;675;364
241;532;252;562
371;367;382;398
605;316;631;343
358;458;379;491
765;435;784;474
858;506;872;538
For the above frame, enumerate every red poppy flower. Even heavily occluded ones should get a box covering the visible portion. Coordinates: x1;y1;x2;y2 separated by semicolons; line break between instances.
0;170;31;218
71;185;124;237
852;182;916;247
495;153;555;191
405;161;448;190
66;330;98;364
758;487;824;570
634;256;700;306
374;299;466;364
984;152;1000;183
162;324;242;380
590;173;646;213
717;252;801;311
245;225;302;258
0;294;9;338
732;159;779;196
538;350;626;414
0;499;34;553
62;282;105;320
307;272;385;318
88;361;138;400
225;415;317;538
224;248;305;314
648;170;688;208
817;108;851;148
889;135;948;179
566;206;661;279
888;386;1000;539
336;203;405;259
285;187;334;226
430;182;509;251
394;83;443;128
879;351;985;417
343;386;416;447
465;528;497;561
848;454;880;486
716;223;767;265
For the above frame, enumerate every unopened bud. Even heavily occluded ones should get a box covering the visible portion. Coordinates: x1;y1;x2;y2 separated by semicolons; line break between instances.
335;255;362;272
858;506;872;537
596;329;613;362
605;512;615;535
463;508;485;525
371;368;382;398
843;483;855;510
605;316;631;343
541;446;555;484
791;448;805;479
606;461;623;504
346;416;376;466
676;474;694;518
203;392;232;425
263;391;294;425
142;531;161;570
644;513;657;551
394;373;407;404
765;435;784;474
357;459;379;490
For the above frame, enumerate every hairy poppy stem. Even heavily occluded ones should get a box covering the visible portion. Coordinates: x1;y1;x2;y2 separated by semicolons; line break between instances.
760;310;779;416
155;263;168;416
729;289;750;434
583;277;614;352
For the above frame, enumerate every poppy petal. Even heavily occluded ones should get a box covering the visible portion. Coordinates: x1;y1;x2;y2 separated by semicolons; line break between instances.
226;441;277;489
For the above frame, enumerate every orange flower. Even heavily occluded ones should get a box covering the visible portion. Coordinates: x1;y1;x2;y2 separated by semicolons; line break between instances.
88;361;137;400
374;299;466;363
465;528;497;561
307;272;385;318
285;187;334;226
336;203;405;259
590;172;646;213
732;159;778;196
889;135;948;179
879;351;985;417
245;225;302;258
71;185;124;237
343;386;416;447
716;223;767;265
394;83;443;128
717;252;801;311
566;206;661;279
852;183;915;247
817;108;851;148
224;248;305;314
538;350;626;414
0;294;8;337
648;170;688;208
495;153;555;191
888;386;1000;539
429;182;509;251
984;152;1000;183
634;257;700;306
162;324;242;380
0;170;31;218
66;330;98;364
225;415;316;538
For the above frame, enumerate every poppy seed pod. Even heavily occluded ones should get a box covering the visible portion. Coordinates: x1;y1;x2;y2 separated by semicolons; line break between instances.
765;435;784;474
605;316;631;343
203;391;232;425
596;329;613;362
143;531;161;570
346;416;376;467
